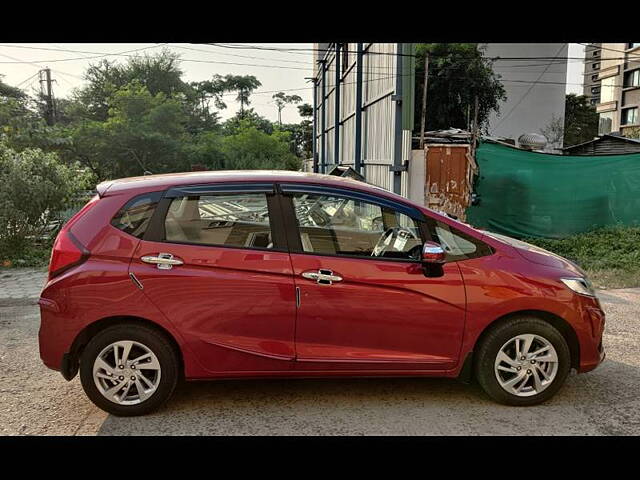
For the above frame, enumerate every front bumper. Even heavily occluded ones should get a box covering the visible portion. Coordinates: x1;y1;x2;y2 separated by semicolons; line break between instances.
576;298;606;373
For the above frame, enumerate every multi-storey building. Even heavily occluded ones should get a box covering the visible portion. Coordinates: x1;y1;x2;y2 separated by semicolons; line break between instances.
583;43;602;105
596;43;640;136
310;43;415;195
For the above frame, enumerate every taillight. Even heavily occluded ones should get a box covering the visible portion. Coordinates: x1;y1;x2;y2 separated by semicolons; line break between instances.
48;230;90;279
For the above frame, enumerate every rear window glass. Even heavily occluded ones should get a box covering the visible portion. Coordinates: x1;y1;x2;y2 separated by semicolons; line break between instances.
111;192;162;239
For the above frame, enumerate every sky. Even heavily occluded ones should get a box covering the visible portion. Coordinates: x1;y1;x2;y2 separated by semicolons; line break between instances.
0;43;585;123
0;43;315;124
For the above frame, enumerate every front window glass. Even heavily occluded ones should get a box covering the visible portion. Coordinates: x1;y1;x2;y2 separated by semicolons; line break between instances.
291;193;423;260
164;193;273;249
428;220;493;261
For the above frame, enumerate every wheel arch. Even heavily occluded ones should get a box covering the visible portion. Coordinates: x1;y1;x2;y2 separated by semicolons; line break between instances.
64;315;185;381
464;309;580;380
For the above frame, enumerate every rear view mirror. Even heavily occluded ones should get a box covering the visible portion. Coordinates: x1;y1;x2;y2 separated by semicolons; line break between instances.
422;241;446;264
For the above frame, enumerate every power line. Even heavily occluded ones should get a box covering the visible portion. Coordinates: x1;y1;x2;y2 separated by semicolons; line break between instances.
494;43;568;129
0;44;168;64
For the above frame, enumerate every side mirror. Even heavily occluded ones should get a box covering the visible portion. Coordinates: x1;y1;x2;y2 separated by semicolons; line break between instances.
422;241;446;264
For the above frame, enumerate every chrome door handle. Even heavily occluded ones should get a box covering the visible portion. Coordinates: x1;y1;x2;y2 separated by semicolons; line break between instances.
141;253;183;270
301;269;343;285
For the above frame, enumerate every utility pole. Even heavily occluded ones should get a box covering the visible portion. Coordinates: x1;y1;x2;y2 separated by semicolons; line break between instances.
471;95;479;157
419;52;429;150
39;68;55;126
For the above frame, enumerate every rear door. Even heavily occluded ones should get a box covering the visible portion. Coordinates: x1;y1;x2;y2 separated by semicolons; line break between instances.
129;183;297;373
280;183;467;371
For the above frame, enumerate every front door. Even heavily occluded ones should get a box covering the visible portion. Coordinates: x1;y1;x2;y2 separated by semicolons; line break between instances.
280;184;466;371
129;184;296;373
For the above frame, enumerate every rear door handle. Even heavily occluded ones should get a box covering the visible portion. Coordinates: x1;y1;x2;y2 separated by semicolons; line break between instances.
301;269;343;285
141;253;183;270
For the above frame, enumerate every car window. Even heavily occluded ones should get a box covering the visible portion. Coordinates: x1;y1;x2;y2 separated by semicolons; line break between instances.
111;192;162;239
291;193;422;260
428;220;492;261
163;192;273;249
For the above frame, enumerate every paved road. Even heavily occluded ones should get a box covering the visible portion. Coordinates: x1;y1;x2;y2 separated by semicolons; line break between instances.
1;268;639;435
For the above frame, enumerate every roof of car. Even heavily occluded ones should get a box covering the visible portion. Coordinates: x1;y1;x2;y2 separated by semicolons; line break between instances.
97;170;403;202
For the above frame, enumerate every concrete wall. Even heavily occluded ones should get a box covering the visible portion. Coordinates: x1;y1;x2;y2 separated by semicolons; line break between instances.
482;43;568;151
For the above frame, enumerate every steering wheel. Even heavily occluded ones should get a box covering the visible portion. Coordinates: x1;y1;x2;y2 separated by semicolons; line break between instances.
371;227;417;257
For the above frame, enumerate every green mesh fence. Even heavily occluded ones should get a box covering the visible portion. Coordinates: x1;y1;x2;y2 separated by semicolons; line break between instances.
466;141;640;239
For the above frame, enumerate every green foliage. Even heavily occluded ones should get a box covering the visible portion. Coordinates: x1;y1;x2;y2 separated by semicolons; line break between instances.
223;108;274;135
414;43;506;132
222;75;262;116
297;103;313;118
0;142;92;255
220;122;300;170
524;225;640;288
272;91;303;124
563;94;598;147
66;82;192;179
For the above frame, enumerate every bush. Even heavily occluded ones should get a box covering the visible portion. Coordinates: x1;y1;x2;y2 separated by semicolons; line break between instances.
220;123;300;171
0;142;92;257
524;225;640;288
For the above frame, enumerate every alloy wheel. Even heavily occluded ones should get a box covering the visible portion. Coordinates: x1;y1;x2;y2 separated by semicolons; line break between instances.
93;340;162;405
494;334;559;397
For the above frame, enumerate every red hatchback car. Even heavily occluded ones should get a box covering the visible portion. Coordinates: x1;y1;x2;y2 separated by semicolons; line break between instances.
39;171;605;416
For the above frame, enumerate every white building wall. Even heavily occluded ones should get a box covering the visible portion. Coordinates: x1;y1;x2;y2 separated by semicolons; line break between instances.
483;43;569;150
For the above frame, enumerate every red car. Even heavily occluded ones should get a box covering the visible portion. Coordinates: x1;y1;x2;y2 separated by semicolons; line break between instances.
38;171;605;416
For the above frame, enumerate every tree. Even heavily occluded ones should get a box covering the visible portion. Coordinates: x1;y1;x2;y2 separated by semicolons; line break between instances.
414;44;506;133
297;103;313;118
540;114;565;150
220;121;300;170
73;49;190;122
223;108;274;136
66;82;192;180
222;75;262;118
0;141;91;254
563;94;598;147
272;92;303;124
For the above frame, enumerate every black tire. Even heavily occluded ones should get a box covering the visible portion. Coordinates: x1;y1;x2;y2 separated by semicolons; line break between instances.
474;316;571;406
79;323;179;416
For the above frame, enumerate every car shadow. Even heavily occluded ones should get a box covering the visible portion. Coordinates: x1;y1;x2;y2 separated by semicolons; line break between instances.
96;358;640;435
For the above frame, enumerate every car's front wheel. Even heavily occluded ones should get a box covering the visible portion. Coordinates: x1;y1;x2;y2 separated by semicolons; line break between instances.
79;324;179;416
474;317;571;406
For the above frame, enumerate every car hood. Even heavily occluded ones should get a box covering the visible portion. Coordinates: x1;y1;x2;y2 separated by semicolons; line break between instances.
480;230;585;276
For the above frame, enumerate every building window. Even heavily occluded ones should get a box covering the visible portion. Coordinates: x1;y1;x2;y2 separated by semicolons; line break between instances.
340;43;349;73
591;74;599;82
592;62;600;70
591;86;601;94
599;112;614;135
624;69;640;88
627;43;640;50
590;99;597;106
622;107;639;126
592;50;600;57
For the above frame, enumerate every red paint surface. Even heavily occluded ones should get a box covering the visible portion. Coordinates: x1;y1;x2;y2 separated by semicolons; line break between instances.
38;171;605;381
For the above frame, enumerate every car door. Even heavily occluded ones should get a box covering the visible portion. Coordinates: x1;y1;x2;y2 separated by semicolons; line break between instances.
280;183;466;371
129;183;297;374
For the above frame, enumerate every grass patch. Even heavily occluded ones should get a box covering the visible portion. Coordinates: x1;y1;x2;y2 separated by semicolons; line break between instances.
524;226;640;289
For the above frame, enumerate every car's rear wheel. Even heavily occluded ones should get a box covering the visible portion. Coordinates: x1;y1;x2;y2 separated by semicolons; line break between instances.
79;324;179;416
474;317;571;406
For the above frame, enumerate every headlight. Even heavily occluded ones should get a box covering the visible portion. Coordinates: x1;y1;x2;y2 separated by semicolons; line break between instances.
561;277;596;297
